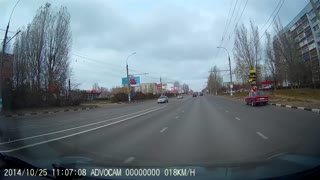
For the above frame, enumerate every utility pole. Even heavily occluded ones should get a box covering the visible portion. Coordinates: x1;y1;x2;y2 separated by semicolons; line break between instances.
126;63;130;103
217;46;233;96
0;24;9;112
126;52;136;103
1;0;21;112
160;77;162;95
310;0;320;87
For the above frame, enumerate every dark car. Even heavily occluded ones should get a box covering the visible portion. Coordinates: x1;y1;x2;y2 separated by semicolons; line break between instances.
245;91;269;106
200;92;203;96
192;93;197;97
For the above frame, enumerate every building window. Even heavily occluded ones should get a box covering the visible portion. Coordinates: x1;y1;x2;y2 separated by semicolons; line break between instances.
314;24;319;31
312;17;317;24
304;54;310;61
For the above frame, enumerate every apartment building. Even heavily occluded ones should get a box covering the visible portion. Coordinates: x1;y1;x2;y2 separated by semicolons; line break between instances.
284;0;320;84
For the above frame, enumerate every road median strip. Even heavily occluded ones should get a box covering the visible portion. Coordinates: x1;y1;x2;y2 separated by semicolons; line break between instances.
0;105;98;117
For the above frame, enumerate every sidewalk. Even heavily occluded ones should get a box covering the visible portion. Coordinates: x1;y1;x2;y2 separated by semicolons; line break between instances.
0;105;98;117
219;92;320;114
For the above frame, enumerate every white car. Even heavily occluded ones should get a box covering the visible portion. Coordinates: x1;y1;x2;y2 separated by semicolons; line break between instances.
177;95;183;99
157;96;168;103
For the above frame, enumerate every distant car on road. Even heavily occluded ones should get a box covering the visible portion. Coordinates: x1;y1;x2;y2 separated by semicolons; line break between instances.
192;93;197;97
200;92;203;96
157;95;168;104
245;91;269;106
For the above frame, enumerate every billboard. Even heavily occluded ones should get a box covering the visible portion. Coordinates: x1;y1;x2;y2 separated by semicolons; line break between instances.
122;76;140;87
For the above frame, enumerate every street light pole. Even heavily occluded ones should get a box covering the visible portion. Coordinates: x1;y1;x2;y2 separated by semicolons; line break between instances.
0;0;21;112
126;52;136;103
217;46;233;96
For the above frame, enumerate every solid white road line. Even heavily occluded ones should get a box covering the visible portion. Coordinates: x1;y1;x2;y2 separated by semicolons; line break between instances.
0;106;166;153
0;106;163;145
235;117;240;120
123;157;135;163
160;127;168;133
256;132;268;140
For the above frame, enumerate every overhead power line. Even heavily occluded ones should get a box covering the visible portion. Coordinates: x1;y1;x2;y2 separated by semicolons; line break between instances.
221;0;240;43
221;0;235;42
253;0;285;46
71;51;179;83
224;0;249;48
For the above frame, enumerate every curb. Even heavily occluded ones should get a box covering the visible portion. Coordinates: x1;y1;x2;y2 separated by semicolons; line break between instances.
237;98;320;114
0;105;98;118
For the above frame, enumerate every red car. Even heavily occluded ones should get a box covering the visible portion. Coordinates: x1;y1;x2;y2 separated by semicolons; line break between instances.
245;91;269;106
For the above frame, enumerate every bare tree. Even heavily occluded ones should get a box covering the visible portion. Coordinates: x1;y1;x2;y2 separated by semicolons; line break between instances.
273;18;308;88
233;22;261;84
207;65;222;95
12;3;72;108
265;32;278;89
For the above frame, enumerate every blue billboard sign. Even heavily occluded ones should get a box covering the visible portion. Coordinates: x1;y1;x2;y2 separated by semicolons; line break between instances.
122;76;140;86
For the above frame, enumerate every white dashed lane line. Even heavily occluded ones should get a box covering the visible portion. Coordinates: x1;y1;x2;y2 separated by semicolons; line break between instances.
235;117;240;120
256;132;268;140
160;127;168;133
123;157;135;163
175;116;179;119
225;110;229;113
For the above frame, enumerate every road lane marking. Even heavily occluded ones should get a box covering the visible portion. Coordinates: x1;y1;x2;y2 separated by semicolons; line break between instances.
124;157;135;163
0;106;166;153
0;106;163;145
182;110;184;113
160;127;168;133
267;152;286;160
225;110;229;113
256;132;268;140
235;117;240;120
175;116;179;119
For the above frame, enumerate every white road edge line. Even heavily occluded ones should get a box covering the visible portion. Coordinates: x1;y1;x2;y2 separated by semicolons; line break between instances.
235;117;240;120
160;127;168;133
256;132;268;140
0;106;166;153
0;106;163;145
123;157;135;164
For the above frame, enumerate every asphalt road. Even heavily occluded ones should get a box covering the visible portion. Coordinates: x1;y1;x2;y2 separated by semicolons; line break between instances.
1;95;320;168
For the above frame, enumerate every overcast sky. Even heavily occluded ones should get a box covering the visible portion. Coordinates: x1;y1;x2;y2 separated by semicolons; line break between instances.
1;0;309;91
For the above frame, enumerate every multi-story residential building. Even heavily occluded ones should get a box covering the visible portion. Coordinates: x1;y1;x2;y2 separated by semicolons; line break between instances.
283;0;320;84
140;83;159;94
